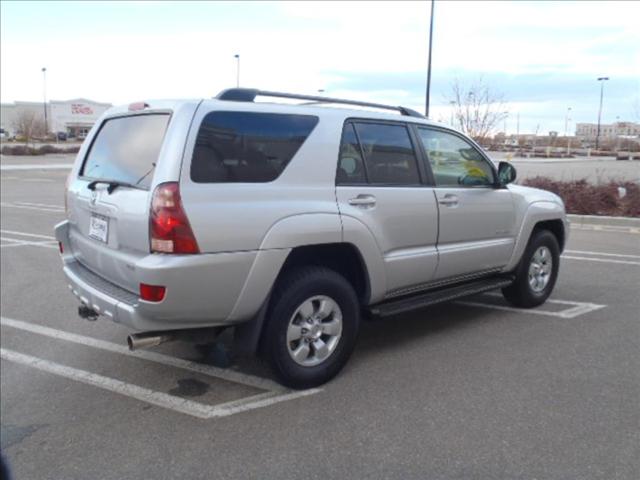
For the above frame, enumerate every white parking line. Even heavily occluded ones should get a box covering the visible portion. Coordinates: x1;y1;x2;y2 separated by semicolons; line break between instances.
457;297;606;319
571;224;640;234
16;202;64;210
0;317;322;419
0;316;284;391
0;230;58;249
0;348;216;419
0;163;73;171
562;255;640;266
0;229;56;239
564;249;640;259
0;202;65;213
0;237;58;249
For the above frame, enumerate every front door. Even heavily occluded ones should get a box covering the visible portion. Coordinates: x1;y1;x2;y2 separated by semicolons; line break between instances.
415;126;516;281
335;121;439;295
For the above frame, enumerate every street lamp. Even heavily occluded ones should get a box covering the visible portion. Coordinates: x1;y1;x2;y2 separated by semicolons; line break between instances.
41;67;48;135
449;100;455;126
425;0;435;117
234;54;240;88
595;77;609;149
564;107;572;137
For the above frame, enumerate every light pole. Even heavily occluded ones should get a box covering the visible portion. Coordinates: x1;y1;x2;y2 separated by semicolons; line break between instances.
564;107;572;137
234;54;240;88
425;0;435;117
449;100;455;127
42;67;48;135
595;76;609;149
565;107;573;155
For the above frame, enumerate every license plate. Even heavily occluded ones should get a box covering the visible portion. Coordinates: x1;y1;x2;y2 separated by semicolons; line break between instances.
89;214;109;243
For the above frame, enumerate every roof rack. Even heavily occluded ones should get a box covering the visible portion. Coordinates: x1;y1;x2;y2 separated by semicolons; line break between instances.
216;88;425;119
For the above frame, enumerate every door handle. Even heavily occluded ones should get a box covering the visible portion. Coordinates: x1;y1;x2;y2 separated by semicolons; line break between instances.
348;194;376;207
438;194;459;207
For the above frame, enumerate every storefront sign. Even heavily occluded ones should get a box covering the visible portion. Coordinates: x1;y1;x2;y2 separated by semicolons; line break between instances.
71;104;94;115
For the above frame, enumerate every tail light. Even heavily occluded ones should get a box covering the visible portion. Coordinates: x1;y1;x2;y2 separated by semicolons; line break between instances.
140;283;166;302
150;182;199;254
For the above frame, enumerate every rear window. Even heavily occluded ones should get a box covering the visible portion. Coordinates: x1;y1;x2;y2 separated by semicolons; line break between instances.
81;114;170;189
190;111;318;183
353;122;420;185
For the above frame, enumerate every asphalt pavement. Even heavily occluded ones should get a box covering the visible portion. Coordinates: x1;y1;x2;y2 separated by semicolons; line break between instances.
1;163;639;480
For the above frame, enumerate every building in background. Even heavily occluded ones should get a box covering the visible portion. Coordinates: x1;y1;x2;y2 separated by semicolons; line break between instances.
0;98;111;139
576;121;640;143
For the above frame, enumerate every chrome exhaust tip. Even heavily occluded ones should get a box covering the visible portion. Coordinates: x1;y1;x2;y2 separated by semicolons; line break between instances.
127;332;176;351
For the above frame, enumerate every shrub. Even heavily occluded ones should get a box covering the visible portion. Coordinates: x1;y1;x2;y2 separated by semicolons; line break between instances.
522;176;640;217
1;144;80;155
38;145;59;154
1;145;38;155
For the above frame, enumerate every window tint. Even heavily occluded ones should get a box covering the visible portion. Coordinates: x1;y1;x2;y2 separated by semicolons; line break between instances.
337;124;366;184
417;128;495;187
81;114;170;190
354;123;420;185
191;112;318;183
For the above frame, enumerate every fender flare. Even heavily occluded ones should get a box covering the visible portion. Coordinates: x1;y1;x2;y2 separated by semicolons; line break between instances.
504;200;566;271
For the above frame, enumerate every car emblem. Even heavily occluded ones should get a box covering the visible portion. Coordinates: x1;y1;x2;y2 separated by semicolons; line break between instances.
90;190;98;206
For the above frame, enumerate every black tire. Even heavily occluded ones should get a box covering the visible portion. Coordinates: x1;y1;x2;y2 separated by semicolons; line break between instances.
263;266;360;389
502;229;560;308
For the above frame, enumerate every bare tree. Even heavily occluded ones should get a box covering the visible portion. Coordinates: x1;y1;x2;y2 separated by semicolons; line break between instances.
12;110;45;145
448;78;508;142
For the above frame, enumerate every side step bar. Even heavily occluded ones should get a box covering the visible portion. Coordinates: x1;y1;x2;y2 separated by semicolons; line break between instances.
369;276;514;318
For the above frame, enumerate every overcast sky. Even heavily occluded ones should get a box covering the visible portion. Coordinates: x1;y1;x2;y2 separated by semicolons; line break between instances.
1;1;638;133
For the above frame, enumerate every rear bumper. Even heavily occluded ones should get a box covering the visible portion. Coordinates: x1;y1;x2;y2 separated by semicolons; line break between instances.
55;220;260;332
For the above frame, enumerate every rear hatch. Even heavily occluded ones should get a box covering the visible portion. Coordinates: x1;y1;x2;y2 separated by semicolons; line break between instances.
66;112;172;293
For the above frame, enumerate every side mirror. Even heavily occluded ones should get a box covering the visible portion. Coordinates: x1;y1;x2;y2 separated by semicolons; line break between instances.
498;161;517;185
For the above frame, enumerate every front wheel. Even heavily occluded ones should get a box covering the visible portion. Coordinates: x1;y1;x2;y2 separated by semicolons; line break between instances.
502;229;560;308
264;266;360;389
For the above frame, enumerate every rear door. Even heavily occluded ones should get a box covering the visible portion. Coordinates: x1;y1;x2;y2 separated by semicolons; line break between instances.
66;113;171;292
335;120;439;295
415;126;516;281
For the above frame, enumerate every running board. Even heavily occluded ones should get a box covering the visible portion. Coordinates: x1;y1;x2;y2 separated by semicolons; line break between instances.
369;276;514;318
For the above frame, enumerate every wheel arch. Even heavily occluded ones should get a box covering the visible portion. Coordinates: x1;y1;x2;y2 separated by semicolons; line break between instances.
504;201;567;272
532;219;566;252
279;242;371;306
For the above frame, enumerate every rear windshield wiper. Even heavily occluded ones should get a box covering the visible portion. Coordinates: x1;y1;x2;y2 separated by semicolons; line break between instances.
87;179;140;194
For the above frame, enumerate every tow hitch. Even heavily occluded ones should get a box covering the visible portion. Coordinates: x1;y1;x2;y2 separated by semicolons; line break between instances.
78;305;99;321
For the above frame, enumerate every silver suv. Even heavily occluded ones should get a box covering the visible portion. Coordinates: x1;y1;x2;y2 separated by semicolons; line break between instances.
55;89;568;388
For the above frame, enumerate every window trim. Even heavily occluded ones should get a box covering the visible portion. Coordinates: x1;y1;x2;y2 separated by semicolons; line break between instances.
414;125;500;189
78;111;173;190
336;118;426;188
335;121;369;186
189;110;319;184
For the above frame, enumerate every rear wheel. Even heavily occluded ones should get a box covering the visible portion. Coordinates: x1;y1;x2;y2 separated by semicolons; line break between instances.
502;229;560;308
264;266;360;389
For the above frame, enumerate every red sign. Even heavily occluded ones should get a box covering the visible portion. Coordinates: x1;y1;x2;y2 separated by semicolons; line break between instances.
71;104;94;115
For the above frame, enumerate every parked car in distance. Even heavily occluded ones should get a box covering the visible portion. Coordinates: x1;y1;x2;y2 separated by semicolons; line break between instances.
57;131;68;141
55;88;568;388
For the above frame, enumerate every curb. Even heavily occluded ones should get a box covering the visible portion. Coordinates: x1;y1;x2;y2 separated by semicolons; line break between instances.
568;214;640;228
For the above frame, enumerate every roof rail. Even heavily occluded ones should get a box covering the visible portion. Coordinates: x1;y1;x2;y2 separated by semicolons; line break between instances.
216;88;425;119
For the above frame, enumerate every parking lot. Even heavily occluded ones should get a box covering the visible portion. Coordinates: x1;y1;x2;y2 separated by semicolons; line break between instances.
1;159;639;479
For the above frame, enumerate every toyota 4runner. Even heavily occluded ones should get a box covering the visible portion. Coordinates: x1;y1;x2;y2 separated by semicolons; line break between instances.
55;89;568;388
